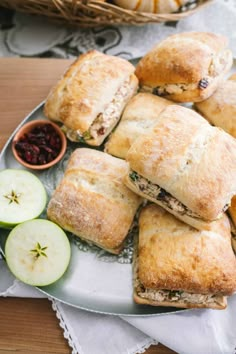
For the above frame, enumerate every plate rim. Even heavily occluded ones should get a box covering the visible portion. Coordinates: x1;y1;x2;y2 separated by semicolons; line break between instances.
0;100;189;317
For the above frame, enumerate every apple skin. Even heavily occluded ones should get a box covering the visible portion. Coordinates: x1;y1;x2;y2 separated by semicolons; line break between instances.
0;221;15;229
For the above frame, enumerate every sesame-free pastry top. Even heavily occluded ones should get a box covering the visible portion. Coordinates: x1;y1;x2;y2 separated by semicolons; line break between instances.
134;204;236;309
44;50;138;146
135;32;232;102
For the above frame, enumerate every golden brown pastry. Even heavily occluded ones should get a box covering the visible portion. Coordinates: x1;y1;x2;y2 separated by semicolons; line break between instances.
113;0;189;13
135;32;232;103
44;50;138;146
134;204;236;309
47;148;142;254
229;196;236;227
229;73;236;81
228;196;236;252
105;93;174;159
195;75;236;138
125;105;236;230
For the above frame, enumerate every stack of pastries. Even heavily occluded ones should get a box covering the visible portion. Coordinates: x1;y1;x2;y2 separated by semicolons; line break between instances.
45;31;236;310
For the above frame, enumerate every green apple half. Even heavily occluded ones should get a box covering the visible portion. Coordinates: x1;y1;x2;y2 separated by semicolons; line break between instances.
5;219;71;286
0;169;47;228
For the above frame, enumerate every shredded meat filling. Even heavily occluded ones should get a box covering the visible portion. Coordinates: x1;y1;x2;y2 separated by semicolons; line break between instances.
90;78;131;140
134;258;223;306
141;50;230;98
137;287;222;305
152;82;198;97
62;78;131;142
129;170;200;219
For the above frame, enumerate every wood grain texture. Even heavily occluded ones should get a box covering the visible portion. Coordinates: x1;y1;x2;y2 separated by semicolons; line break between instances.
0;298;70;354
0;57;176;354
0;58;73;150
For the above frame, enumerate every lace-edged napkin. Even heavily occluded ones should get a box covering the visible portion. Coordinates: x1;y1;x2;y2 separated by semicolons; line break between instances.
0;259;156;354
1;257;236;354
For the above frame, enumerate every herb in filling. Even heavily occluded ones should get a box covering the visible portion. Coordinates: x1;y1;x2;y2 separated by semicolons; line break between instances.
152;82;197;97
129;170;200;218
62;78;132;142
138;286;221;304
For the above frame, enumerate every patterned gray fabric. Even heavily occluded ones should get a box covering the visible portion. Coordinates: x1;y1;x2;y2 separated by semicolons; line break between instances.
0;0;236;59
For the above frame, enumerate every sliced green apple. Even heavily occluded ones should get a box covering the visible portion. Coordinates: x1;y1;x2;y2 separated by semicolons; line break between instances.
5;219;71;286
0;169;47;228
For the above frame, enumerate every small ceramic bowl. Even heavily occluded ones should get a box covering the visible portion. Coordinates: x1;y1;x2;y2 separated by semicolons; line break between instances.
12;119;67;170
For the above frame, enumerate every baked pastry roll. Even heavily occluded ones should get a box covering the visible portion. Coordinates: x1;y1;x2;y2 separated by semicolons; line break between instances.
47;148;142;254
125;105;236;230
105;93;174;159
135;32;232;102
44;50;138;146
134;204;236;309
113;0;189;13
195;75;236;138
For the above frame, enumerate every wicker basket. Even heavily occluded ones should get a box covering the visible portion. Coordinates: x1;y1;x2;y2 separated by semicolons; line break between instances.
1;0;213;27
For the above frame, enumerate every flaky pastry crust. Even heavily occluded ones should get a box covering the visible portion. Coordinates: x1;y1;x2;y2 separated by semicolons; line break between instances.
47;148;142;254
135;32;232;102
105;93;174;159
125;105;236;223
195;77;236;138
44;50;138;145
133;204;236;309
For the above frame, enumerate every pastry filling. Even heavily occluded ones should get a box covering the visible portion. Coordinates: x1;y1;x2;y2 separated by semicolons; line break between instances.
136;284;223;305
63;78;132;142
134;258;224;306
129;170;200;219
141;50;230;97
152;82;198;97
141;82;199;97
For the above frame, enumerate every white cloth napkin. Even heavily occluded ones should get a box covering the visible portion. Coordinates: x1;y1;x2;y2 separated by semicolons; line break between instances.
1;257;236;354
0;259;157;354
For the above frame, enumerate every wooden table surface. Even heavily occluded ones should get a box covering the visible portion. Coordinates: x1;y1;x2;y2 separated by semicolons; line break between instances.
0;58;176;354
